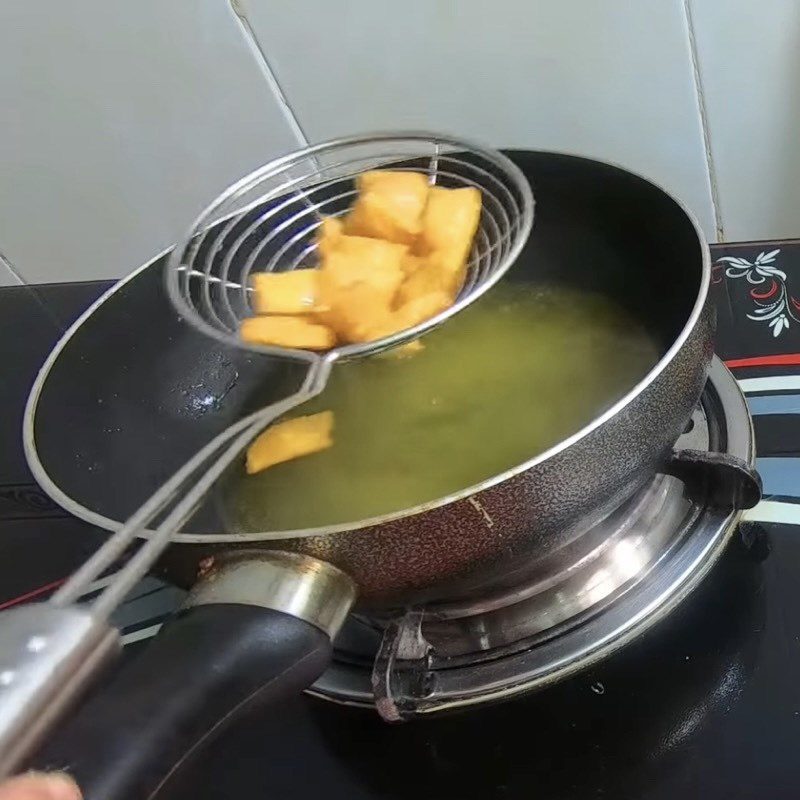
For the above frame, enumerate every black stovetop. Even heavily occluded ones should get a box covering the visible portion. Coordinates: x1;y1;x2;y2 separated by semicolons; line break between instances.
3;241;800;799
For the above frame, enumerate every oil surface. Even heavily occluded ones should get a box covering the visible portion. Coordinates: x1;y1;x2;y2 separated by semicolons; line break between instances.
226;283;660;532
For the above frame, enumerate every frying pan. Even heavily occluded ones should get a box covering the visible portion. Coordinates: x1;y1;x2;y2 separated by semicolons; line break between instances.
23;151;758;799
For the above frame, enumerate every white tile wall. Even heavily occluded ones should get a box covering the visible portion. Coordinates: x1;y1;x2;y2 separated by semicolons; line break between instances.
689;0;800;241
2;0;796;283
0;0;300;283
240;0;717;239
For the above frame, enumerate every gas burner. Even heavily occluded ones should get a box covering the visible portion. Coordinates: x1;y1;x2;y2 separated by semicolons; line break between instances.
309;357;756;718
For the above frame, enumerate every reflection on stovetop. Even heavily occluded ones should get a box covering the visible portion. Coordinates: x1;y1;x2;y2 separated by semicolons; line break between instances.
163;534;771;800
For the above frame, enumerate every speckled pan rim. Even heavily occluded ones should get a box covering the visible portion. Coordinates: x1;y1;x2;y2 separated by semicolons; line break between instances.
23;149;711;544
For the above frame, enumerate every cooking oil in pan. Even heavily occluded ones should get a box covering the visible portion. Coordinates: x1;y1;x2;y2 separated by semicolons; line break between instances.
225;283;659;532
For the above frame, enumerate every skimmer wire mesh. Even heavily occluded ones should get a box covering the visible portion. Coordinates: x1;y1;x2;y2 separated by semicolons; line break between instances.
165;132;534;361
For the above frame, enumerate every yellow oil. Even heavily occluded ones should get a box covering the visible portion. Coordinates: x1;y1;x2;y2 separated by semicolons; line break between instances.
225;283;660;532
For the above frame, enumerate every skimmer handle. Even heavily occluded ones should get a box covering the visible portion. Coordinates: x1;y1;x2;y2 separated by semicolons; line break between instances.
0;360;332;778
0;605;119;779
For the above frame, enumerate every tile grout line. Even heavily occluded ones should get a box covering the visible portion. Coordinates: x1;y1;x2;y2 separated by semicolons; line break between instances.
0;249;25;286
682;0;724;241
227;0;310;149
0;246;71;330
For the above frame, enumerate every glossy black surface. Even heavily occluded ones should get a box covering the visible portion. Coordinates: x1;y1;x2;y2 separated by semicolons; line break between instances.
166;536;777;800
0;282;109;601
2;238;800;798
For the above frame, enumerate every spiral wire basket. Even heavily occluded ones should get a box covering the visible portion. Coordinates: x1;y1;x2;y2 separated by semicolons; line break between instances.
166;132;533;362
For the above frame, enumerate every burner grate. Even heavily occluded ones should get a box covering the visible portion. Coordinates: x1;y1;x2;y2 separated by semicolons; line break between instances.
310;357;757;718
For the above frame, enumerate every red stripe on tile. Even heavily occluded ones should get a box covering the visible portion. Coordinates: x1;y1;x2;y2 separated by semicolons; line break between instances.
725;354;800;369
0;578;66;611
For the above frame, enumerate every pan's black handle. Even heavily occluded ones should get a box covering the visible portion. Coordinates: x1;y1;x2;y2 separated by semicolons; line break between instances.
665;449;762;510
29;552;356;800
30;604;330;800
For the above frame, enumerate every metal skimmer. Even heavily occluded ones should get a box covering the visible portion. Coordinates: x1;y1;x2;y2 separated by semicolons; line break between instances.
0;133;532;776
62;132;533;614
